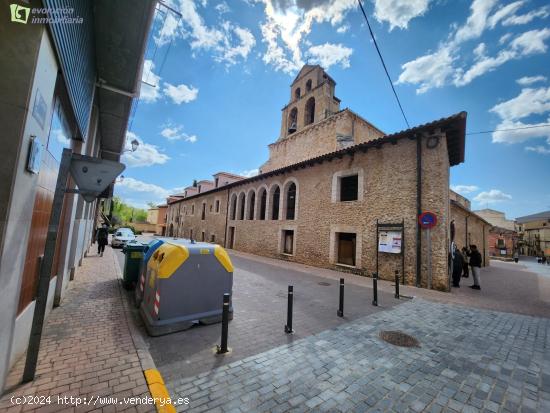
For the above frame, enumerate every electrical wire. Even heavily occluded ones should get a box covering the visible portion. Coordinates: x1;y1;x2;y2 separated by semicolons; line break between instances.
466;123;550;135
357;0;410;129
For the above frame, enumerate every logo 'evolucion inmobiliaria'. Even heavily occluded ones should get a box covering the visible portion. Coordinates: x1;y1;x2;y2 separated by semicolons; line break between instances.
9;3;83;24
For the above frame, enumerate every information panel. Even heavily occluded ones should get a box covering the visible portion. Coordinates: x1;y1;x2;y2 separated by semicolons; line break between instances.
378;230;402;254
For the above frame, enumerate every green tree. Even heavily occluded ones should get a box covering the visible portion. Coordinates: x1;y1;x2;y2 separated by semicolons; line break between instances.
112;196;148;224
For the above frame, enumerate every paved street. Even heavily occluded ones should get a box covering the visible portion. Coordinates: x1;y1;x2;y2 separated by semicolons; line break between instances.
114;238;402;382
168;298;550;413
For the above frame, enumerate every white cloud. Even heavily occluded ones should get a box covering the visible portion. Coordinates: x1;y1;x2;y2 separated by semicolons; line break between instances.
116;177;189;206
153;0;255;66
163;83;199;104
502;5;550;26
396;0;550;93
117;177;172;200
215;1;230;14
397;46;455;94
160;124;198;142
307;43;352;69
240;168;259;177
525;145;550;155
491;87;550;122
490;86;550;144
259;0;356;74
373;0;432;31
451;185;479;194
140;60;162;103
473;189;512;203
336;24;349;34
516;75;547;86
122;132;170;167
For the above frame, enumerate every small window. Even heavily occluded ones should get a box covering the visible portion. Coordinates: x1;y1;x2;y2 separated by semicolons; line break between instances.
337;232;356;266
215;177;219;187
306;79;312;92
210;204;213;212
201;231;205;242
248;192;255;220
286;183;296;220
190;229;193;240
191;205;195;215
340;175;358;202
215;200;220;213
283;230;294;255
294;87;301;99
201;203;206;220
238;193;245;220
230;195;237;220
210;234;216;243
198;185;202;193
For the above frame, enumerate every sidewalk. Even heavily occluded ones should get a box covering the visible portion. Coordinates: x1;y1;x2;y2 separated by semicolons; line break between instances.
0;246;154;413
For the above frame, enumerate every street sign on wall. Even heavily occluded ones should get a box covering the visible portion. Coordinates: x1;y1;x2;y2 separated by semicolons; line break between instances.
418;211;437;229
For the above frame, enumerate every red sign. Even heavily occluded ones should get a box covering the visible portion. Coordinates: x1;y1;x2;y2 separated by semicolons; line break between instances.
418;212;437;229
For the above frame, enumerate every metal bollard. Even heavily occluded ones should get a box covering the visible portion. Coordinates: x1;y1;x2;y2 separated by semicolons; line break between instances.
337;278;344;317
217;293;230;354
395;270;400;299
284;285;294;334
372;272;378;306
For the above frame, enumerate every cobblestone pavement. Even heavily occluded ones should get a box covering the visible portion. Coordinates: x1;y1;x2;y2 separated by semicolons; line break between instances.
171;299;550;413
129;254;402;382
0;246;154;413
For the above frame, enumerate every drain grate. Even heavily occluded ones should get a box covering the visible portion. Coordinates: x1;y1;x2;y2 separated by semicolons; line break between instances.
379;331;420;348
318;281;331;286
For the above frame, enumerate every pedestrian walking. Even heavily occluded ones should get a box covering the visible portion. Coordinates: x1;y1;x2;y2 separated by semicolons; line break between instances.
96;223;109;257
462;246;470;277
469;244;482;290
452;247;464;288
513;250;519;263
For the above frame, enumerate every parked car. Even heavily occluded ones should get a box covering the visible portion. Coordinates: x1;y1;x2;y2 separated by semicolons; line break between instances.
111;228;136;248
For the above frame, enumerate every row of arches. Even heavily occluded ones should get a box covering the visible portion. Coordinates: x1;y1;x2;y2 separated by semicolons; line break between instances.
288;97;315;133
230;180;298;222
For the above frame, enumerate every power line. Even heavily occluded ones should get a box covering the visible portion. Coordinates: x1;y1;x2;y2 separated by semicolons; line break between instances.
466;124;550;135
356;0;410;129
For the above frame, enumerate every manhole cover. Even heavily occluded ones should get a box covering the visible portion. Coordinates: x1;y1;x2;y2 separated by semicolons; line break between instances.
318;282;331;286
379;331;420;348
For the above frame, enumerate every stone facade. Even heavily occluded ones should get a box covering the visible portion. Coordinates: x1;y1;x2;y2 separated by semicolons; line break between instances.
450;200;490;266
166;66;467;292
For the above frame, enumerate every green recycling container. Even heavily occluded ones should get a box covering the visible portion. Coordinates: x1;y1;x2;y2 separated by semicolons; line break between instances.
122;241;146;290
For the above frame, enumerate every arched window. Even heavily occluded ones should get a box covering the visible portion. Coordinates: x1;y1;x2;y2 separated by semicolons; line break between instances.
248;191;255;220
238;192;245;220
288;107;297;133
306;79;312;92
294;87;301;99
259;188;267;220
286;182;296;220
305;97;315;125
230;194;237;220
271;186;280;220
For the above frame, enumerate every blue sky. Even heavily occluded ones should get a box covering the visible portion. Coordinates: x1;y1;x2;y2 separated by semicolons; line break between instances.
115;0;550;220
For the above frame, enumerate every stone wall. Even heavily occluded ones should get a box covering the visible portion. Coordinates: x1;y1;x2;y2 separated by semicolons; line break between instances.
261;110;384;173
167;132;455;291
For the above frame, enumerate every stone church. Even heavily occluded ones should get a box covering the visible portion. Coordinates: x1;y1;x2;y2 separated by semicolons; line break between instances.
165;65;476;291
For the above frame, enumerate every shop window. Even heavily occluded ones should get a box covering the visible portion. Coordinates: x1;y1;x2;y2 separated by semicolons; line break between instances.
337;232;356;266
340;175;358;201
282;230;294;255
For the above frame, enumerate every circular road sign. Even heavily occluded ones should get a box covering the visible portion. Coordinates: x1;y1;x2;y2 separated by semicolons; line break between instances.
418;212;437;229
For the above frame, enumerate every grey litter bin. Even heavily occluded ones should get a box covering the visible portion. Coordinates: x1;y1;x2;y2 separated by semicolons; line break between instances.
140;239;234;336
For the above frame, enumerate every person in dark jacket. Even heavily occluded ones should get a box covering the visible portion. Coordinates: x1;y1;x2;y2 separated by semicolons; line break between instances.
461;246;470;277
452;247;464;288
96;224;109;257
469;244;482;290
